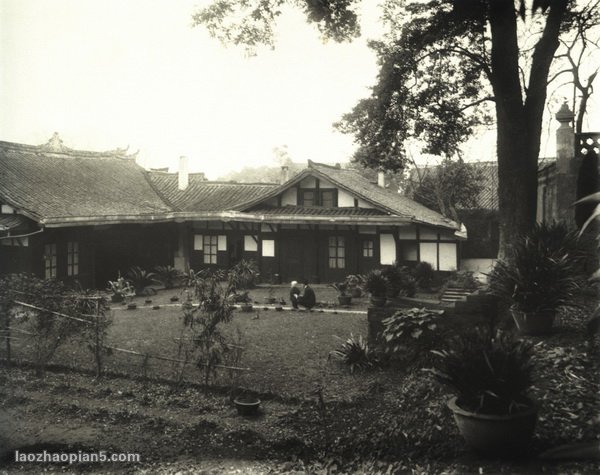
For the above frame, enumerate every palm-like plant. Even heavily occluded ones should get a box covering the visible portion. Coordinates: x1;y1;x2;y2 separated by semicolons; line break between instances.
126;266;157;296
153;265;182;289
428;328;535;415
329;334;379;374
363;270;387;297
488;223;585;315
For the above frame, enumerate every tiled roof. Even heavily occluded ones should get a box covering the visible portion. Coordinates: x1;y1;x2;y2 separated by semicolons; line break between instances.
0;139;171;224
238;161;459;230
147;172;278;211
250;205;386;216
408;161;499;211
0;214;35;234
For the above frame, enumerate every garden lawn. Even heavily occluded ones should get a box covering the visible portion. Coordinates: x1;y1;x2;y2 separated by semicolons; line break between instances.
8;286;400;400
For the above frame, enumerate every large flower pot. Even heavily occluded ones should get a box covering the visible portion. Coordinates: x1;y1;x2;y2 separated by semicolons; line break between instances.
370;296;387;307
337;295;352;306
234;397;261;416
448;397;537;455
511;307;555;335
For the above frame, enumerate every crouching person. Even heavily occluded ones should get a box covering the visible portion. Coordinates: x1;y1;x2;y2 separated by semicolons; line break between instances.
298;281;316;311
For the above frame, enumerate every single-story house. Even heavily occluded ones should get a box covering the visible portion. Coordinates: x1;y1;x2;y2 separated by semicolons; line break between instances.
0;134;465;288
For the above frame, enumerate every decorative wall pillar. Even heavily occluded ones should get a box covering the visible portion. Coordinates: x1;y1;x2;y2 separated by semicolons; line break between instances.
554;102;579;226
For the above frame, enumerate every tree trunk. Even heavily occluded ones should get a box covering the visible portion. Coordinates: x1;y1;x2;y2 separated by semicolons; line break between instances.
489;0;568;258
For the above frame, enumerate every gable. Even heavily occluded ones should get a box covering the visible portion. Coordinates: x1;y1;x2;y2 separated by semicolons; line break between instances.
246;171;378;211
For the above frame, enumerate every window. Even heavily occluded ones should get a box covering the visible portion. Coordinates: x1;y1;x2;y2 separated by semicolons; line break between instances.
203;235;218;264
328;236;345;269
362;240;374;257
244;235;258;251
321;190;335;207
67;241;79;276
44;243;57;279
262;239;275;257
301;190;315;206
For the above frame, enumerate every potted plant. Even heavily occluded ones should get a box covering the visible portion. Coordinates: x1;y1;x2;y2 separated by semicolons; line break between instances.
107;276;134;303
428;328;537;455
488;224;583;335
345;274;364;298
330;282;352;306
363;270;388;307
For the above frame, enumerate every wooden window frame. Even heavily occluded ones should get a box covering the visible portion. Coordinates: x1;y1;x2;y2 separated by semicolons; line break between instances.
44;243;57;279
203;235;218;264
67;241;79;276
328;236;345;269
362;239;374;258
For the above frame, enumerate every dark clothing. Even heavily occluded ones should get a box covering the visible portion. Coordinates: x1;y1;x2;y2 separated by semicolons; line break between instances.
298;286;316;309
290;286;301;309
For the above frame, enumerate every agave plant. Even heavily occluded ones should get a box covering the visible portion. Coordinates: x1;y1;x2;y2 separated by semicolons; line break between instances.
329;333;380;374
488;223;585;315
428;328;535;415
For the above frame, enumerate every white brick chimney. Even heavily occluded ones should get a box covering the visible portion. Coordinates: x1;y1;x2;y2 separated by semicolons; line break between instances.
377;170;386;188
178;156;189;191
281;165;290;184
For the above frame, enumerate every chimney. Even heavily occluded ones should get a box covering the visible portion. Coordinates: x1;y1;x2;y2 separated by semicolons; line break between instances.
280;165;290;184
377;170;386;188
178;155;189;191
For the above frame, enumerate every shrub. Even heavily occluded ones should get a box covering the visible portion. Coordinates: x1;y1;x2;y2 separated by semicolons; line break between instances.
126;266;157;296
382;265;416;297
0;274;98;376
363;270;387;297
229;259;259;290
427;328;535;415
381;307;444;355
412;261;435;289
329;334;380;374
444;270;479;290
179;269;237;385
153;265;182;289
488;224;585;314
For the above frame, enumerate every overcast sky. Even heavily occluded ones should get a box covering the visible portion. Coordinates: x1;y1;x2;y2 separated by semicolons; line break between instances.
1;1;597;179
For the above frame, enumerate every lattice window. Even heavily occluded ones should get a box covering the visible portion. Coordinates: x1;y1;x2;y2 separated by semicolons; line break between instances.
203;235;218;264
302;190;315;206
328;236;345;269
44;243;57;279
362;239;374;257
576;133;600;157
321;190;336;207
67;241;79;276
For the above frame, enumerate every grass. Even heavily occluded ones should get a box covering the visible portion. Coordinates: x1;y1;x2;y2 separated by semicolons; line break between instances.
6;285;402;400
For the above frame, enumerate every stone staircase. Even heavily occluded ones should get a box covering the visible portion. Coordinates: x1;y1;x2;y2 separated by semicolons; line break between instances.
440;286;474;303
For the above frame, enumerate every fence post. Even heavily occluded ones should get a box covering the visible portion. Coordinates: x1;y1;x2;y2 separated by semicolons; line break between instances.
94;300;101;378
5;309;11;365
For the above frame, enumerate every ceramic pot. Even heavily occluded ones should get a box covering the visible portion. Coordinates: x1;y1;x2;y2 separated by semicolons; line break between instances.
511;306;555;335
448;396;537;455
234;398;261;416
370;296;387;307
